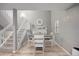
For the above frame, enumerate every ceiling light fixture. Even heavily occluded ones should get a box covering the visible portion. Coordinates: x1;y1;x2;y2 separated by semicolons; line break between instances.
20;12;26;18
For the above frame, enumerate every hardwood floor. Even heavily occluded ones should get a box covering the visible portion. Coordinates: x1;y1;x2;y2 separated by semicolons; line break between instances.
0;42;69;56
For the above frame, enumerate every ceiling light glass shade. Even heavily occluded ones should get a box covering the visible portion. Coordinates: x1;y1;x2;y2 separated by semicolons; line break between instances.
20;12;26;18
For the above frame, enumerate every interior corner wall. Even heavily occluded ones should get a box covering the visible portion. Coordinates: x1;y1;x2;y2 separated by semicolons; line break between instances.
51;6;79;54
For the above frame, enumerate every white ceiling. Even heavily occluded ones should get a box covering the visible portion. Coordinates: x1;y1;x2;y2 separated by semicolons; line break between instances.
0;3;73;10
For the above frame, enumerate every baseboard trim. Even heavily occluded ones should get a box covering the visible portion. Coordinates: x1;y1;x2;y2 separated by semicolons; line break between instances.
54;41;71;56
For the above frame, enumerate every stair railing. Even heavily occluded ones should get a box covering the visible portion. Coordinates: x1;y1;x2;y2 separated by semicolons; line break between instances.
0;32;13;48
17;19;27;49
0;19;27;50
0;23;13;48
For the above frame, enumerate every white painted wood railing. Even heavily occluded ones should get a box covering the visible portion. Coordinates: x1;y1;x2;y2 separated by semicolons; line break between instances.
17;19;27;49
0;32;13;48
0;23;13;48
0;23;12;34
0;18;27;50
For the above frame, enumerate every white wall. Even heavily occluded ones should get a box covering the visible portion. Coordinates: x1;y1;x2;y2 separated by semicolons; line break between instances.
17;10;52;34
51;6;79;54
0;3;72;33
0;12;9;28
0;10;52;34
0;10;13;28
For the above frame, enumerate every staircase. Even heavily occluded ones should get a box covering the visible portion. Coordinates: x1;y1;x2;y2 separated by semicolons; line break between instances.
0;33;14;52
0;19;27;52
0;24;14;52
17;19;27;49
